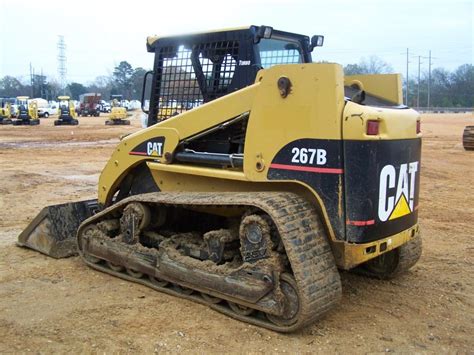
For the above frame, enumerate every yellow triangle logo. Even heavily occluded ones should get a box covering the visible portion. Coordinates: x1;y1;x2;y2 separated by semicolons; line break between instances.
389;194;411;220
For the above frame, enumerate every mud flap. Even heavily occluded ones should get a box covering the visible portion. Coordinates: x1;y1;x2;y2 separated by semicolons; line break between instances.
17;200;98;258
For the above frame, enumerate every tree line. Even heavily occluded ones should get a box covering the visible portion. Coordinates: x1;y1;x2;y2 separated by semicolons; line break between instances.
0;61;148;102
0;58;472;108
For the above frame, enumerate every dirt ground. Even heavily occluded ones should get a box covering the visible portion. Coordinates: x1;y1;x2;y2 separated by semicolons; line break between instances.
0;112;473;353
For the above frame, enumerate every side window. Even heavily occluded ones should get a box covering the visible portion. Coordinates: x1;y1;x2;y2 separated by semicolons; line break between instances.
199;53;237;90
258;38;302;68
155;41;240;120
158;45;203;119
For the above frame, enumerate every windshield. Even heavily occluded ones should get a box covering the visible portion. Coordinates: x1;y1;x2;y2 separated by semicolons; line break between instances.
257;38;303;68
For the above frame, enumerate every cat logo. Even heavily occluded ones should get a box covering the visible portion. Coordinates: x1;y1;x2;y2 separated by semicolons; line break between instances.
128;137;165;157
378;161;419;222
147;141;163;156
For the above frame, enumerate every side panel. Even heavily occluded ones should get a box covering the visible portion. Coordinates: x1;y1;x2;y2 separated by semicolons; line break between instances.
344;139;421;243
267;139;345;240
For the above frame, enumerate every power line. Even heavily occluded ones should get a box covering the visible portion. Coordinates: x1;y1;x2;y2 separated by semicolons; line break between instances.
320;46;471;54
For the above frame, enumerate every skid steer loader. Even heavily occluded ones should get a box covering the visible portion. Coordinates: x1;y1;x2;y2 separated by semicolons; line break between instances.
54;96;79;125
17;25;422;332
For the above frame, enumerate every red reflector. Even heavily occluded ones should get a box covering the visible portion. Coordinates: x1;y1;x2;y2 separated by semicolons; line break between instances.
367;120;379;135
416;120;421;134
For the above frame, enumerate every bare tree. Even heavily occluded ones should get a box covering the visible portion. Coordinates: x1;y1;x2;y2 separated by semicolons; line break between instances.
344;56;393;75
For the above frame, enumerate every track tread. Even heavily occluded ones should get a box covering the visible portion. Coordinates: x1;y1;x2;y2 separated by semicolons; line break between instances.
77;191;342;332
463;126;474;150
353;235;422;279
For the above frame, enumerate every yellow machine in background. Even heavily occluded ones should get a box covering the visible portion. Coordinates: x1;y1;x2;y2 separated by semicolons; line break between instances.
54;96;78;125
18;26;422;332
0;99;13;124
158;100;186;120
12;96;39;125
105;95;130;125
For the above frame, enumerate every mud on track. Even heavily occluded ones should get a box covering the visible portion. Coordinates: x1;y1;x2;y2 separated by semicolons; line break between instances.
0;113;473;352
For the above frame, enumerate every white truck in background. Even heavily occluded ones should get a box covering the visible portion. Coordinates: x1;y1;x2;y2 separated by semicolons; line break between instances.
32;98;57;117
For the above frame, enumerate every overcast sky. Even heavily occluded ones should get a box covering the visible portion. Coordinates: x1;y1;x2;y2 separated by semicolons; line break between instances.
0;0;472;84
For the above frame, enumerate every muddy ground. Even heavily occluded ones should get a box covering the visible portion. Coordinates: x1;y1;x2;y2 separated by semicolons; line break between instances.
0;112;473;353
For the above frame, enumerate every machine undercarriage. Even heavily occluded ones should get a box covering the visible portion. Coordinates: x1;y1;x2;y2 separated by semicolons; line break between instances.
77;191;342;332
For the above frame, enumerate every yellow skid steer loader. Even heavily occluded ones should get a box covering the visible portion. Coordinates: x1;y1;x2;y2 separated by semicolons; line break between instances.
18;26;422;332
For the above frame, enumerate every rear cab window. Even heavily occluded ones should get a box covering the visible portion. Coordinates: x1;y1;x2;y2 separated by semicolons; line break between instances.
257;38;303;68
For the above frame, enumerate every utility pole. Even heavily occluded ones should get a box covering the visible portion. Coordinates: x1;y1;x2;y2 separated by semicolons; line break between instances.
41;68;44;99
417;56;422;109
427;50;432;110
30;63;34;97
405;48;409;106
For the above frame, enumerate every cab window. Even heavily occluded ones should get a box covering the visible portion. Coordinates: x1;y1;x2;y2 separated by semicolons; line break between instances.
257;38;303;68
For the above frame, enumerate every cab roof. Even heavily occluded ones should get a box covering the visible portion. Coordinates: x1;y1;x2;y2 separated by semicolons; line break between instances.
146;26;251;48
146;25;310;52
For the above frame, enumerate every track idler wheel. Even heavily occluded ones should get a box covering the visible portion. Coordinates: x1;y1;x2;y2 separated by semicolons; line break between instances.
173;285;194;295
201;293;221;304
148;275;169;287
239;214;272;263
266;273;299;327
107;261;124;272
126;268;143;278
228;302;254;316
120;202;150;244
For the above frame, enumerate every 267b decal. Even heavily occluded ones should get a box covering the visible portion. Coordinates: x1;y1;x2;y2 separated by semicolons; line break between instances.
291;147;327;165
378;161;419;222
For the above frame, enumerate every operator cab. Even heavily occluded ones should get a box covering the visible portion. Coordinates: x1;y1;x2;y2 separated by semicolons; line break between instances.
143;25;324;125
58;97;70;116
111;95;124;107
17;97;29;118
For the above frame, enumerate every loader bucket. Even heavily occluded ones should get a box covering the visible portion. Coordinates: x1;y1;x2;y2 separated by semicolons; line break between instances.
17;200;98;258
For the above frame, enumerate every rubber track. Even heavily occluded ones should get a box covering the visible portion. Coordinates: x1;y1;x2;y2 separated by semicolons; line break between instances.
392;234;422;277
463;126;474;151
77;192;342;332
353;234;422;279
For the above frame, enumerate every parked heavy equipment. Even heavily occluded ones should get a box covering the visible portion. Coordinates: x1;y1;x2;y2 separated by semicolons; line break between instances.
78;93;101;117
463;126;474;150
105;95;130;125
54;96;78;125
17;26;422;332
0;99;13;124
12;96;39;125
158;99;185;120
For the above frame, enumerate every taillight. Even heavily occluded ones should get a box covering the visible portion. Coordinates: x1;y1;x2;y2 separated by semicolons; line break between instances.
416;120;421;134
367;120;379;135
